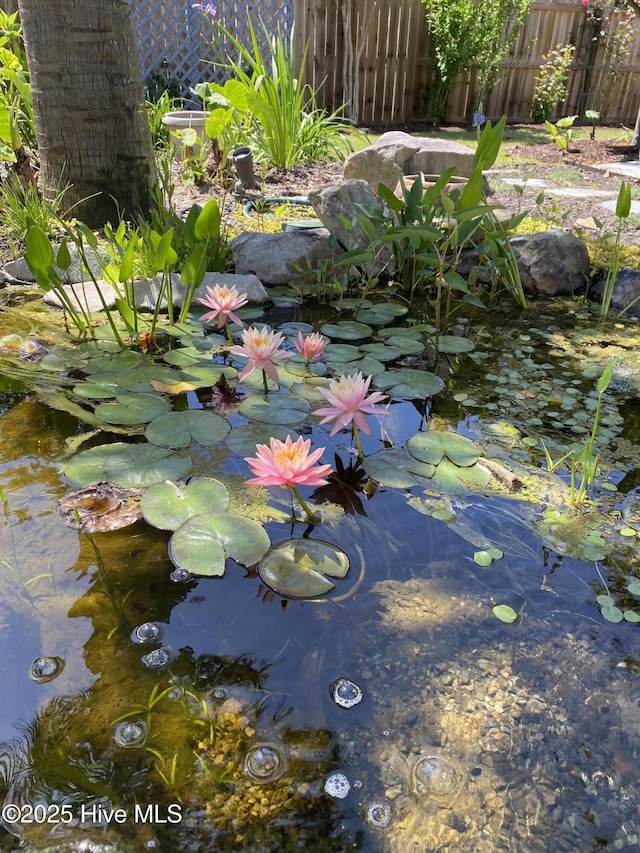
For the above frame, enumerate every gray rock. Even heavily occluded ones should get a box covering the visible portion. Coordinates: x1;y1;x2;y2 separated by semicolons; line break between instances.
309;179;387;251
3;243;109;284
43;272;269;313
510;230;590;296
230;229;340;284
590;267;640;318
344;131;476;193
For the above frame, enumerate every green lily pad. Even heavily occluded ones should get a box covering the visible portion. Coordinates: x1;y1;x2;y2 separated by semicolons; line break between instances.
383;335;425;355
169;511;270;576
623;610;640;623
258;538;349;598
225;423;297;457
320;321;373;341
473;550;493;567
435;336;475;354
377;325;429;339
142;477;229;530
73;383;118;399
94;393;171;425
63;442;192;487
145;410;231;448
85;365;184;393
179;331;227;351
179;365;238;388
627;579;640;596
429;458;492;495
360;343;403;362
362;449;435;488
163;347;213;367
324;344;362;363
492;604;518;623
84;350;142;373
238;394;311;425
354;304;408;325
376;369;444;399
406;431;481;467
601;604;624;623
326;356;385;377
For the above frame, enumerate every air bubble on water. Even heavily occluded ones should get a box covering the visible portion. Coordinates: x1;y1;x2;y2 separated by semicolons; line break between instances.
30;656;64;683
212;688;227;700
131;622;163;644
331;677;363;709
243;742;287;782
141;647;174;669
366;801;392;828
114;720;148;748
352;779;363;789
323;772;351;799
170;568;192;583
410;754;462;800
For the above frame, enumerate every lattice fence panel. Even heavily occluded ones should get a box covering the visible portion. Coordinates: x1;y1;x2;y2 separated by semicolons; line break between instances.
128;1;294;100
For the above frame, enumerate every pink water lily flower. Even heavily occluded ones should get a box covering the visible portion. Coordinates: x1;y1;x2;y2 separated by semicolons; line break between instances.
315;371;388;457
246;435;333;522
294;331;328;363
198;284;248;331
229;326;291;387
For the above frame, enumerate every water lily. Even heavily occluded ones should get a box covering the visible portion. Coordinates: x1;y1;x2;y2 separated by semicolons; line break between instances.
245;435;333;523
294;331;328;365
229;326;291;392
315;371;388;457
198;284;248;343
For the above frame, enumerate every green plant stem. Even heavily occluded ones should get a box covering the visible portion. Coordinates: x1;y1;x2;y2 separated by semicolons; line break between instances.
224;319;234;345
290;486;319;524
262;370;270;394
352;423;364;459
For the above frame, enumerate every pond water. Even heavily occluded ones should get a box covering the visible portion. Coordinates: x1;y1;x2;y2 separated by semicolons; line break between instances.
1;291;640;852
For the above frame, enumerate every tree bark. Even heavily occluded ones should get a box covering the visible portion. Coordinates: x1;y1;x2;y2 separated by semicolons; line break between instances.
16;0;156;228
632;98;640;148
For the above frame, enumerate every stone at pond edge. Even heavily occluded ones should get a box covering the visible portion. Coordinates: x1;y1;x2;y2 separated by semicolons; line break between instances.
2;242;108;285
343;131;476;193
41;272;268;313
510;230;590;296
590;266;640;318
230;229;341;285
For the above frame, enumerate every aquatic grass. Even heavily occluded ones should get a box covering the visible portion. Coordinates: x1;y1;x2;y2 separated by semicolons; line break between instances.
600;180;632;318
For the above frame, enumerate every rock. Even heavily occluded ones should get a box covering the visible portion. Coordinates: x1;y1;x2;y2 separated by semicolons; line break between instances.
510;230;590;296
590;267;640;318
3;243;109;284
309;179;387;251
229;229;340;284
344;131;476;193
42;272;269;313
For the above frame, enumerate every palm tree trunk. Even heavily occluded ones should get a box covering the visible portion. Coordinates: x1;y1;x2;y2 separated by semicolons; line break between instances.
16;0;156;227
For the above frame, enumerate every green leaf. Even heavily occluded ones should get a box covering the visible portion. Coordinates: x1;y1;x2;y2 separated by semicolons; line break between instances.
152;228;177;270
492;604;518;624
474;550;493;567
142;477;229;530
195;198;221;240
56;238;72;272
169;512;271;576
436;336;475;354
94;393;171;425
375;368;444;400
25;224;55;271
601;604;624;623
238;394;311;425
406;431;481;467
145;410;231;448
362;448;435;488
181;244;207;289
225;423;295;457
615;180;631;219
258;538;349;598
63;442;192;487
320;321;373;341
596;359;616;394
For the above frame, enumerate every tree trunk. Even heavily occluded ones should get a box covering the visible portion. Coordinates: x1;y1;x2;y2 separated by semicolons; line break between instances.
16;0;156;228
632;99;640;148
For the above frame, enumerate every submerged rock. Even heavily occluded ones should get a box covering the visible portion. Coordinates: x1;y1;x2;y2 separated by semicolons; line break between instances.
510;230;590;296
590;266;640;318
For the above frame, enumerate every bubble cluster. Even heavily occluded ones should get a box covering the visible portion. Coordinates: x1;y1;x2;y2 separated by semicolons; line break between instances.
323;772;351;799
410;754;462;801
141;647;174;669
114;720;148;748
243;743;287;782
331;677;363;709
366;801;392;828
30;656;64;683
131;622;163;644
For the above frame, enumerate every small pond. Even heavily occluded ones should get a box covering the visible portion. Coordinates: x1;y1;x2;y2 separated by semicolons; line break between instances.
1;288;640;853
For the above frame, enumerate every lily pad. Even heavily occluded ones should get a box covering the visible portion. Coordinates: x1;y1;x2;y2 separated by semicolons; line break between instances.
145;410;230;448
354;304;408;325
225;423;296;457
406;432;481;467
360;343;403;362
376;369;444;400
473;550;493;567
63;442;192;487
179;365;238;388
73;383;118;400
163;347;214;367
362;449;435;488
320;321;373;341
169;512;270;576
435;336;475;354
84;350;142;373
94;393;171;425
258;538;350;598
383;335;425;355
492;604;519;623
142;477;229;530
627;578;640;596
238;394;311;425
324;344;362;363
85;365;184;393
326;356;385;377
429;458;492;494
600;604;624;623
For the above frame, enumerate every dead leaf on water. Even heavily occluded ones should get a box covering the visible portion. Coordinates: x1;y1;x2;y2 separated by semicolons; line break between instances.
58;483;142;532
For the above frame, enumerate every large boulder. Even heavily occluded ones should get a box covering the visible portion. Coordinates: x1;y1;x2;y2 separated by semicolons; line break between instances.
230;229;340;284
1;243;109;285
510;230;590;296
344;131;476;193
309;179;387;249
590;267;640;318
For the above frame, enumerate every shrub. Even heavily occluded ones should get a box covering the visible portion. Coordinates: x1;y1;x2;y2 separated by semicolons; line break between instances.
532;43;575;122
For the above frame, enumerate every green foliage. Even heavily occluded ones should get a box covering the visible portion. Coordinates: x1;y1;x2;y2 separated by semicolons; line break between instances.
532;43;575;122
600;180;632;318
145;89;182;151
544;115;578;153
0;10;36;159
0;175;70;255
196;19;356;168
420;0;532;123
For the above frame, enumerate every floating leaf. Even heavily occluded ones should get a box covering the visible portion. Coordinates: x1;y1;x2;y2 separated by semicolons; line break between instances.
624;609;640;622
627;579;640;596
57;484;142;532
376;368;444;400
354;304;408;325
429;458;491;494
326;356;385;377
360;343;403;362
488;547;504;560
619;527;637;537
73;383;117;399
142;477;229;530
600;604;624;623
169;512;270;576
85;365;184;393
238;394;311;425
492;604;518;623
145;410;230;448
320;321;373;341
94;393;170;425
362;448;435;488
63;442;192;487
474;550;493;567
258;538;349;598
84;350;142;373
383;335;425;355
435;336;475;354
225;423;296;457
179;365;238;388
406;431;481;467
